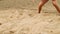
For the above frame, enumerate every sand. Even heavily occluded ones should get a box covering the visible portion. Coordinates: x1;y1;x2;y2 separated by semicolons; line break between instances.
0;0;60;34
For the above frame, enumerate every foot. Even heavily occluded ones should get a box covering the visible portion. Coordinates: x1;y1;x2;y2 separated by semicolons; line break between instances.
38;11;40;13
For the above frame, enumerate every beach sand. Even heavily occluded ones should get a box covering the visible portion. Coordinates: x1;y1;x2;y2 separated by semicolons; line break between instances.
0;0;60;34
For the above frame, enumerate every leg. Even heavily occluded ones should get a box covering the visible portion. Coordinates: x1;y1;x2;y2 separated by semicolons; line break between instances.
38;0;49;13
52;0;60;13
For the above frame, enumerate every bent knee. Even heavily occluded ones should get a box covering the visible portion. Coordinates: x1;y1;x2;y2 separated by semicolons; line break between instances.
39;0;49;5
38;0;49;7
52;0;56;3
52;0;56;4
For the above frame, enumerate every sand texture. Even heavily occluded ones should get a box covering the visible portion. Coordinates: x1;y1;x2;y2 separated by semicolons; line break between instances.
0;0;60;34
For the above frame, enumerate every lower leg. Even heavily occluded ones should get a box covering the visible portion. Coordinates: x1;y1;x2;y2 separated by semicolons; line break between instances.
38;0;49;13
52;0;60;13
38;2;43;13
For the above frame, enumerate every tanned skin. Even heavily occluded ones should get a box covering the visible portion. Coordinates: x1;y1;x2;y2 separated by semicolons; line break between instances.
32;0;60;13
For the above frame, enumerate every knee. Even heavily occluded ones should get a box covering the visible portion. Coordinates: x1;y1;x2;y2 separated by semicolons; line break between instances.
52;0;56;5
38;2;44;7
38;0;49;6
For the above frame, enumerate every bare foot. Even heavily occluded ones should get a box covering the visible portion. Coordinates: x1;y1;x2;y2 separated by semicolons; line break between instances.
38;11;40;13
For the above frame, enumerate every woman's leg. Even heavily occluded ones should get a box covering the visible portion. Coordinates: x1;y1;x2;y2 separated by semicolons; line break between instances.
52;0;60;13
38;0;49;13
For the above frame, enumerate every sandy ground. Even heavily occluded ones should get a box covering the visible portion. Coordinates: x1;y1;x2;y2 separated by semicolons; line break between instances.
0;0;60;34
